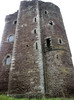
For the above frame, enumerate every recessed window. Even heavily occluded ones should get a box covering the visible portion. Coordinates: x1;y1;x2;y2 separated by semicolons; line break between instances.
46;38;52;49
26;45;29;47
49;21;54;26
45;10;48;14
5;56;11;65
33;17;37;23
58;39;63;44
36;42;38;50
14;21;17;24
35;18;36;22
34;29;36;34
8;35;14;42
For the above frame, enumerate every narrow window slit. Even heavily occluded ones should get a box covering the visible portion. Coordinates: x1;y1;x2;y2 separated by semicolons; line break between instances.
36;42;38;50
34;29;36;34
35;18;36;22
45;11;48;14
59;40;62;44
58;39;63;44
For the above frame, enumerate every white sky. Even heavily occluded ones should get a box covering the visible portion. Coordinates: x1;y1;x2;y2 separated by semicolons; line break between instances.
0;0;74;65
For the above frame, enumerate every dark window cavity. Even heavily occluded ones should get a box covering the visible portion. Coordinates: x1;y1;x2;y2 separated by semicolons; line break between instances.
14;21;17;24
36;42;38;50
8;35;14;42
26;45;29;47
5;56;11;65
35;18;36;22
58;39;63;44
45;11;48;14
46;38;52;49
49;21;54;26
34;29;36;34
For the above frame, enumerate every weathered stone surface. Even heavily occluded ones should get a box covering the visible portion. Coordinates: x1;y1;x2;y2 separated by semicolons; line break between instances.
0;11;18;93
0;0;74;98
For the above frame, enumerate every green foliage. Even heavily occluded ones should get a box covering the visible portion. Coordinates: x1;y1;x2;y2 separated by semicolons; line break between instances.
0;95;74;100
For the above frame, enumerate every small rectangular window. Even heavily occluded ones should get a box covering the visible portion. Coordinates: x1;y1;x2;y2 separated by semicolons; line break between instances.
34;29;36;34
35;18;36;22
58;38;63;44
46;38;52;49
36;42;38;50
8;35;14;42
59;40;62;44
6;56;11;65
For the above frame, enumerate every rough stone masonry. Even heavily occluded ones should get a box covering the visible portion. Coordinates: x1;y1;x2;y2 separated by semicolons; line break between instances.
0;0;74;98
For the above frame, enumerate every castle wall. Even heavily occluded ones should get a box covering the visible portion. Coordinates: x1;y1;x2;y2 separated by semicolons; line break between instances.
39;1;74;97
0;12;18;93
8;0;44;96
0;0;74;98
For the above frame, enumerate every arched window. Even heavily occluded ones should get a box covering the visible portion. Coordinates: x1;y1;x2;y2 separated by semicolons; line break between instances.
58;38;63;44
45;10;48;14
8;35;14;42
5;56;11;65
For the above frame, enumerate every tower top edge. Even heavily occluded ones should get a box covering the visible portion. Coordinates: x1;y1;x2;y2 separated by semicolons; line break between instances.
21;0;60;9
5;0;60;21
5;11;18;22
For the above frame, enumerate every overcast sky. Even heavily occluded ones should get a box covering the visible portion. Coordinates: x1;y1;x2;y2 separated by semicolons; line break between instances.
0;0;74;65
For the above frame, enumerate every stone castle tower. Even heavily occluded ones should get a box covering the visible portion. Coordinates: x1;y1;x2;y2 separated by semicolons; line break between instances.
0;0;74;98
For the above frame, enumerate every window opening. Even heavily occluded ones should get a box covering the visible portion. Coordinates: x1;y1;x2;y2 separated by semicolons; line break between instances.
45;11;47;14
8;35;14;42
26;45;29;47
34;29;36;34
59;40;62;44
49;21;54;26
58;39;62;44
35;18;36;22
14;21;17;24
5;56;11;65
36;42;38;50
46;38;52;49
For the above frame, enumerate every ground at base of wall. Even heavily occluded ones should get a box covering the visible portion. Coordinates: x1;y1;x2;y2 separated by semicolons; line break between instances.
0;95;74;100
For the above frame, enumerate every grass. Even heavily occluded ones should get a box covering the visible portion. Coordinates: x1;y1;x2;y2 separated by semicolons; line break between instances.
0;95;74;100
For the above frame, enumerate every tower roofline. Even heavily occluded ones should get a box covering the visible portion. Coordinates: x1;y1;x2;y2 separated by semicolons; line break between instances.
21;0;60;10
